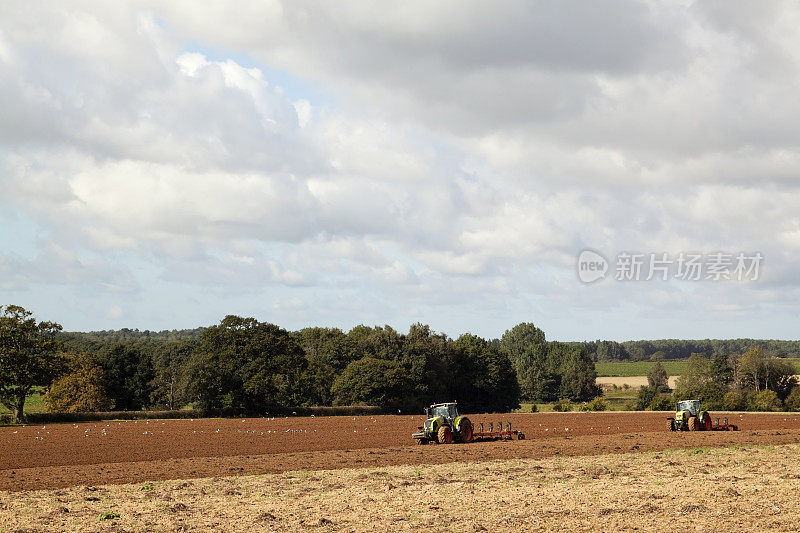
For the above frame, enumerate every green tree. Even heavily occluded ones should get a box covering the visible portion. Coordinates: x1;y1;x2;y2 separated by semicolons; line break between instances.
398;324;450;410
449;334;520;413
784;387;800;412
673;354;711;400
345;325;403;360
185;316;307;411
102;344;153;410
0;305;63;421
592;340;630;361
708;352;734;386
500;323;552;401
751;389;780;412
737;347;765;391
558;345;601;401
736;347;797;400
648;395;672;411
723;390;748;411
552;398;573;412
183;349;230;410
647;361;669;392
762;358;797;402
43;353;112;412
149;340;196;410
635;386;657;411
330;357;406;408
293;327;358;406
545;342;601;402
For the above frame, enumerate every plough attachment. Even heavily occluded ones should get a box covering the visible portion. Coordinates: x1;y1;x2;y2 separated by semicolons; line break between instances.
472;421;525;441
709;417;739;431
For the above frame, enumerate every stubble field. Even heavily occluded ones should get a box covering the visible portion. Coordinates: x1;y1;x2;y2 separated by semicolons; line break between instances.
3;443;800;531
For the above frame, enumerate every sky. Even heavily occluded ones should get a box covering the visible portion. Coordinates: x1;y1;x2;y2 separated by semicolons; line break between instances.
1;1;800;341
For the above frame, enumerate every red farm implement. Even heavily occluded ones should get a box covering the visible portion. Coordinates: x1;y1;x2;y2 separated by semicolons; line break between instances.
472;421;526;441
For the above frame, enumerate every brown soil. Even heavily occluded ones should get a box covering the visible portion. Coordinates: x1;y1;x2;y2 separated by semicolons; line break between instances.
2;411;799;491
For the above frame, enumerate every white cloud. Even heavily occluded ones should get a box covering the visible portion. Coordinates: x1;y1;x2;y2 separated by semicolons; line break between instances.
2;1;800;338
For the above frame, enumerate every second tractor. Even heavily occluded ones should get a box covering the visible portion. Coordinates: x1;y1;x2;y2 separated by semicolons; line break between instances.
667;399;738;431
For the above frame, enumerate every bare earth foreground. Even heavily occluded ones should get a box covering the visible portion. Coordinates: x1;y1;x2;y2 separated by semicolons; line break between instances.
2;412;800;531
3;444;800;531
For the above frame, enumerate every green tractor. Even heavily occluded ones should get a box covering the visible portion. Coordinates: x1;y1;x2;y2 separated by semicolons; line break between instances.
667;399;712;431
412;402;473;444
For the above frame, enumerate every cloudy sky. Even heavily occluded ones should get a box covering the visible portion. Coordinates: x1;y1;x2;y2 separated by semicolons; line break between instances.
2;1;799;341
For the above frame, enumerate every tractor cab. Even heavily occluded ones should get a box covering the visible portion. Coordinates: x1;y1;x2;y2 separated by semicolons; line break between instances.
676;400;701;417
427;403;459;424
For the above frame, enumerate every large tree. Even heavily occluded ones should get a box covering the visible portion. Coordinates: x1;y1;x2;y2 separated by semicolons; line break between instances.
149;339;197;410
500;323;551;401
673;354;711;400
0;305;63;421
102;343;153;411
185;315;307;411
548;342;601;402
399;323;450;410
330;357;406;408
647;361;669;392
43;352;112;413
293;327;356;406
449;334;520;413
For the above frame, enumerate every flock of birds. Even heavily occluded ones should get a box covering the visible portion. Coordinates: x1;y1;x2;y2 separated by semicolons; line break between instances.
6;413;797;444
6;415;391;443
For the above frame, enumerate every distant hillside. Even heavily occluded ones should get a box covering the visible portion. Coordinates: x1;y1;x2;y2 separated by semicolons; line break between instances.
56;328;800;364
571;339;800;362
57;327;205;352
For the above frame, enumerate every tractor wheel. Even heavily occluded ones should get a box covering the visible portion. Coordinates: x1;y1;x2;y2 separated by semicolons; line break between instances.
460;418;473;443
666;419;675;432
688;416;698;431
437;426;452;444
702;413;712;431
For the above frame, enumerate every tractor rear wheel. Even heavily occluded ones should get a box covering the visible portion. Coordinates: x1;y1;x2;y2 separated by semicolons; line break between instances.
688;416;698;431
460;419;473;443
437;426;452;444
666;419;675;432
702;413;712;431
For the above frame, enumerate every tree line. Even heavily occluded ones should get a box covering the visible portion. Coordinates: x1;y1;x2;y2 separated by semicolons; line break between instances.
578;338;800;362
3;307;608;421
7;305;800;420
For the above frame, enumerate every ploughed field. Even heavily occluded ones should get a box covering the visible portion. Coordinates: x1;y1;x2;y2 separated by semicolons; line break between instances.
3;412;800;491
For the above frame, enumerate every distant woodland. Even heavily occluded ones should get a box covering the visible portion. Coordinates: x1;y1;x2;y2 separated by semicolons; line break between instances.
2;304;799;421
